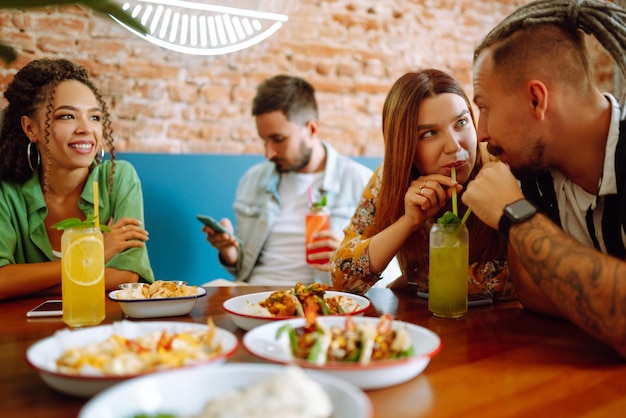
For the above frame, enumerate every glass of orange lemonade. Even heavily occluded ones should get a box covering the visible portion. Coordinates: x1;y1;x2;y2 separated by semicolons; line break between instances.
305;206;332;265
61;227;105;328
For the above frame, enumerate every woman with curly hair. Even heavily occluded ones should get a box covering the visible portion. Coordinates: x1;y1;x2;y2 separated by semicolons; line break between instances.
330;69;513;301
0;58;153;300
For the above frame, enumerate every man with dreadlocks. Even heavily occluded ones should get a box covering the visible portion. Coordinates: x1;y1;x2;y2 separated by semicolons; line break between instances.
462;0;626;358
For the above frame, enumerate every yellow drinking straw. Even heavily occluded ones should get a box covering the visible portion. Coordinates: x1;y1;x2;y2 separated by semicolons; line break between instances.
461;207;472;225
451;166;458;216
93;181;99;227
460;156;498;225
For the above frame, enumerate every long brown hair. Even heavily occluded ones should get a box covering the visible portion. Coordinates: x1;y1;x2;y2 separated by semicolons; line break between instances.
376;69;506;274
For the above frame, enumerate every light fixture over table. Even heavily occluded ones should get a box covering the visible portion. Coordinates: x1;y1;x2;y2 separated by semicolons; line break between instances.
112;0;288;55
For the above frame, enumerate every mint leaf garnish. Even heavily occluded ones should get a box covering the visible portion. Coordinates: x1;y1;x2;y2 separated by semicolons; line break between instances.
312;194;327;209
52;213;111;232
437;211;462;225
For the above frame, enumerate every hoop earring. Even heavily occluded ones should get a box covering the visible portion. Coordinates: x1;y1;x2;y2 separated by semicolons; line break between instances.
95;144;105;164
27;142;40;171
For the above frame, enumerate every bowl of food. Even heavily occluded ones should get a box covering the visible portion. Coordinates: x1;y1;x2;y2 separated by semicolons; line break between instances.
26;319;238;397
110;280;206;318
222;283;371;330
79;363;373;418
243;315;441;390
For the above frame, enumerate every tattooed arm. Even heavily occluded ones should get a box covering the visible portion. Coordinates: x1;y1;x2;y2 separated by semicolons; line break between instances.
508;214;626;357
463;162;626;358
506;240;564;318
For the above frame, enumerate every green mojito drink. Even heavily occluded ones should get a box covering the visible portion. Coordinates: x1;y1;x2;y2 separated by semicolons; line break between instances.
429;222;468;318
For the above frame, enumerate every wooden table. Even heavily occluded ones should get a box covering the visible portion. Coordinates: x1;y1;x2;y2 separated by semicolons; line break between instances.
2;286;625;418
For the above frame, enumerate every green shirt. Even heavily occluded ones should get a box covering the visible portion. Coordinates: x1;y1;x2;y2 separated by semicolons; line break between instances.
0;160;154;282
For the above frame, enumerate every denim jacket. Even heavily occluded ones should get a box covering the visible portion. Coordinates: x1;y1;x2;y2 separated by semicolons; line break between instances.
223;141;373;283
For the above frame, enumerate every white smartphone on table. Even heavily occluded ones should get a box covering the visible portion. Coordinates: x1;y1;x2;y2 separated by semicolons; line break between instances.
26;300;63;317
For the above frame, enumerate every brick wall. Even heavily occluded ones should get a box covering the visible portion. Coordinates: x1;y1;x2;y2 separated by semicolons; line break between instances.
0;0;616;157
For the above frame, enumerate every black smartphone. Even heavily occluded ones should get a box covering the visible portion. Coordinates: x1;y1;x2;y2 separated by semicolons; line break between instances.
196;214;241;244
26;300;63;317
416;291;493;307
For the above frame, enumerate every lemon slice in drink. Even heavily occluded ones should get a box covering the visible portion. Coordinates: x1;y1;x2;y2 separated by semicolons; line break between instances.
63;236;104;286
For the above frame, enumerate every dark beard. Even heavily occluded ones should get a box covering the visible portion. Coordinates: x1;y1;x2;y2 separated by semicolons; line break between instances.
273;142;312;173
508;141;546;181
510;164;546;181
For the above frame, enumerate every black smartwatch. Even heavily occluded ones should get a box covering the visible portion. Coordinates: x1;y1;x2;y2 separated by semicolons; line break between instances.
498;198;538;239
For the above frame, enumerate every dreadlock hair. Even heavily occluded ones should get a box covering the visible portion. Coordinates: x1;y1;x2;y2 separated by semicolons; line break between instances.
376;69;507;275
0;58;116;195
474;0;626;102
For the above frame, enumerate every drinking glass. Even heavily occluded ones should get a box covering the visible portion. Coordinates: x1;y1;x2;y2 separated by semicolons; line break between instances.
428;222;468;318
305;206;332;265
61;227;105;327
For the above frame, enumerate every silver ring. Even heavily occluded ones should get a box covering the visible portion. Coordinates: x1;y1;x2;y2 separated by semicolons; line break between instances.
122;226;126;233
418;186;425;195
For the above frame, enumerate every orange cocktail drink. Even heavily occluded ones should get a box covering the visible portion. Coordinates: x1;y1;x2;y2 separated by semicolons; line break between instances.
61;227;105;327
305;207;332;265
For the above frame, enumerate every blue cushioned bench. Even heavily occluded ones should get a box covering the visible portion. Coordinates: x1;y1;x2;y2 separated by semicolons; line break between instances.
120;153;382;286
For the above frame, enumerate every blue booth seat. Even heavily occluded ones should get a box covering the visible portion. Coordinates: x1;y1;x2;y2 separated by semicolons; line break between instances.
121;153;382;286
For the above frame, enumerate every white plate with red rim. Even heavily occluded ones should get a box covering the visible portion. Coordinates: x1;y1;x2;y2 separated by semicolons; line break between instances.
222;290;371;330
108;286;206;318
243;316;442;390
26;320;238;397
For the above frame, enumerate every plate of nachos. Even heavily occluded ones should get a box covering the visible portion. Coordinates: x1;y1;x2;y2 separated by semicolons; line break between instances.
222;283;371;330
109;280;206;318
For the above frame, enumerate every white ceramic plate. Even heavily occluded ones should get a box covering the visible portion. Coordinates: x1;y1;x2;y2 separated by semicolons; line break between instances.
222;290;371;330
79;363;373;418
26;320;238;397
243;316;441;390
108;286;206;318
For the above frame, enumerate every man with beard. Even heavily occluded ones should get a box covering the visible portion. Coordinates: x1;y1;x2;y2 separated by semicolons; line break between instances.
202;75;372;285
461;0;626;357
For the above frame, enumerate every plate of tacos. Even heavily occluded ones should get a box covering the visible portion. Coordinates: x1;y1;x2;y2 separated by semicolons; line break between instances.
242;314;442;389
223;283;371;330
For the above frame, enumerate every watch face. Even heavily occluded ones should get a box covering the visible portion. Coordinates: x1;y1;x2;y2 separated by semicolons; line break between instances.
507;199;537;222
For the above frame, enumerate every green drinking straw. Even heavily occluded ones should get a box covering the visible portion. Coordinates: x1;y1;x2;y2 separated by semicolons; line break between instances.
460;156;499;225
451;166;458;216
460;207;472;225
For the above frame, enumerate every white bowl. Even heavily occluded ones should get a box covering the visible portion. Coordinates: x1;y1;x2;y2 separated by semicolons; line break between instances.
108;286;206;318
222;290;371;330
243;316;441;390
79;363;373;418
26;320;238;397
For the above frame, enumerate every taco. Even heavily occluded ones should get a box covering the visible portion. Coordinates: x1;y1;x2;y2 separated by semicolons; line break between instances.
259;282;344;317
277;313;414;366
277;308;330;365
365;315;413;363
259;289;304;317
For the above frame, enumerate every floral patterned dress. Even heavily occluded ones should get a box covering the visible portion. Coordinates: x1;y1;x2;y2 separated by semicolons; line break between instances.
330;165;515;300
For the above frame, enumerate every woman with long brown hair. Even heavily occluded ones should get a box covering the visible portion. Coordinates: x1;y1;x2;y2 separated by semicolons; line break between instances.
330;69;513;299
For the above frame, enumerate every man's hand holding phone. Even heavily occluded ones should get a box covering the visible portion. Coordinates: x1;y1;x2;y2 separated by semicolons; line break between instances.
198;215;240;266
